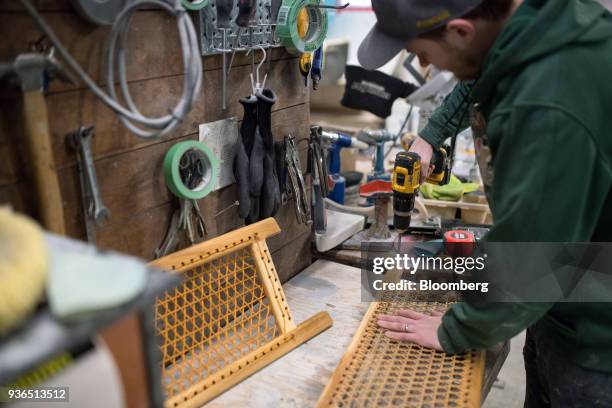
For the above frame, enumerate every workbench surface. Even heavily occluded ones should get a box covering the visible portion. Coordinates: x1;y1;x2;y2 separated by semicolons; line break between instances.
207;259;508;407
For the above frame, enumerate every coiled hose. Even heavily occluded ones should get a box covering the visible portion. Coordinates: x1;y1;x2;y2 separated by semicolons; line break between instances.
19;0;202;138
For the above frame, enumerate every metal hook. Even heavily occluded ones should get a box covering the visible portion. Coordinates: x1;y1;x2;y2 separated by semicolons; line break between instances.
246;45;267;93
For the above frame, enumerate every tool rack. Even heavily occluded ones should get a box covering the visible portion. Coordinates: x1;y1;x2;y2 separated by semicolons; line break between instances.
197;0;281;56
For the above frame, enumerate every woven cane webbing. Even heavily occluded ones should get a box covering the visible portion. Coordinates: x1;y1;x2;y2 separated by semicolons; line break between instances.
150;219;332;408
155;247;279;401
317;301;485;408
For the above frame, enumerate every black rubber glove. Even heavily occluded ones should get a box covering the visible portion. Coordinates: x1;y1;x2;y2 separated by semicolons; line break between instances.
234;95;257;221
257;89;281;219
246;95;264;198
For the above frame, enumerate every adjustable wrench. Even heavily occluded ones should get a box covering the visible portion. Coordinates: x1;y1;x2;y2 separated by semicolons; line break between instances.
68;126;110;242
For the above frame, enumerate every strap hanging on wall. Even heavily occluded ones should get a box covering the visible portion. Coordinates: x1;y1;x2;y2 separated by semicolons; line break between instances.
163;141;219;200
276;0;328;54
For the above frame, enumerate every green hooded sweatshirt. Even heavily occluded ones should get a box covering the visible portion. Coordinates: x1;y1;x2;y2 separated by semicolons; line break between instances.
419;0;612;372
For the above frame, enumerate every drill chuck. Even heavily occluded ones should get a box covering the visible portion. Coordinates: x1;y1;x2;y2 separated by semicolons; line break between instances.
393;193;415;231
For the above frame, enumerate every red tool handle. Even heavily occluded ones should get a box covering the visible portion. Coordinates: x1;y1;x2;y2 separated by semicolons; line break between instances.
444;230;475;257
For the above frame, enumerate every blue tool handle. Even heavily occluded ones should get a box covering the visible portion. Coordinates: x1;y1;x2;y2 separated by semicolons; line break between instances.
374;142;386;174
312;46;323;74
328;144;342;174
311;46;324;89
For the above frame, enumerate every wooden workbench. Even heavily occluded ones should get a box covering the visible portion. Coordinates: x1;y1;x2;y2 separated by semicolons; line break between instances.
207;259;508;407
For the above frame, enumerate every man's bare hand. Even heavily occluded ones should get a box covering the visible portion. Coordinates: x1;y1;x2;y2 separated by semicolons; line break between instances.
377;309;444;351
409;136;434;181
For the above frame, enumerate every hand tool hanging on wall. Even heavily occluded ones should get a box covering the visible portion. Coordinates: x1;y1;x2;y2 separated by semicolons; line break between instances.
299;52;312;87
236;0;257;27
67;126;111;243
275;140;290;205
216;0;234;110
308;126;330;233
296;6;312;87
156;141;219;258
310;45;324;90
19;0;202;139
0;52;74;235
284;135;311;225
199;0;279;55
270;0;283;21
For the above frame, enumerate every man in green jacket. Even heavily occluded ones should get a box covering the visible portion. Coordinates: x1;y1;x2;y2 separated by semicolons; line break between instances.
360;0;612;405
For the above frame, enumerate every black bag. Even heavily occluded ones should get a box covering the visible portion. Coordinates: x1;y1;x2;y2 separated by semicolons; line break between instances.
341;65;418;119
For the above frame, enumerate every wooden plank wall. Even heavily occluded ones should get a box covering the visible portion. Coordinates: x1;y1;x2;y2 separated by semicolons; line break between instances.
0;0;313;282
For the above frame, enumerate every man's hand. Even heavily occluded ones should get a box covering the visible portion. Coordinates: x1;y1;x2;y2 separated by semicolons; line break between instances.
377;309;444;351
409;136;434;181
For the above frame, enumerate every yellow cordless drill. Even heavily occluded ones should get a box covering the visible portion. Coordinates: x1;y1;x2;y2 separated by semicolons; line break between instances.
392;146;450;232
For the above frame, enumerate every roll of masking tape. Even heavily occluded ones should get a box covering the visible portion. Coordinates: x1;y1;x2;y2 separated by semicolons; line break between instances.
181;0;209;11
163;141;219;200
276;0;328;54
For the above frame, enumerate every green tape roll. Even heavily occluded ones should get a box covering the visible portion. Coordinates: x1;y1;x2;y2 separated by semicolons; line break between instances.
276;0;328;54
181;0;209;11
163;141;219;200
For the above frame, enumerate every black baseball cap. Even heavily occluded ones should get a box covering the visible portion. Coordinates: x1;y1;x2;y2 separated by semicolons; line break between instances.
358;0;483;70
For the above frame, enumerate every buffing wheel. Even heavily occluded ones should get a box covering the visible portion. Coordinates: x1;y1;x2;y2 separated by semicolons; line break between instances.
0;207;48;336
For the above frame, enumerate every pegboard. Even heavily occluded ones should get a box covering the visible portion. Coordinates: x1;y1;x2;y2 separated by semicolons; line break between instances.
151;218;332;408
316;301;485;408
198;0;281;56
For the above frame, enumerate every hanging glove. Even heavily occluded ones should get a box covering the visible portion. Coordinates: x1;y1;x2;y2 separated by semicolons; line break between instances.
247;131;264;224
234;95;257;220
257;89;281;219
